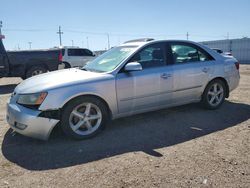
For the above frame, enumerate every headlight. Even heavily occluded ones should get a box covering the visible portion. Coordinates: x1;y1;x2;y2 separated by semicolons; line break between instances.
17;92;47;105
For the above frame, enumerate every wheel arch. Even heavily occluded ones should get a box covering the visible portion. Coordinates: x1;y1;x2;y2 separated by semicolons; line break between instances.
205;77;229;98
61;94;113;119
25;63;49;72
24;64;49;79
62;61;71;68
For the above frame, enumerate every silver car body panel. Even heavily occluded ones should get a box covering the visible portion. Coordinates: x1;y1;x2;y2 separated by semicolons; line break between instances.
7;96;59;140
6;40;240;140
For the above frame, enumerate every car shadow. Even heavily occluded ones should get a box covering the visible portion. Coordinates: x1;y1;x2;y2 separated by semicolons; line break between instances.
0;84;17;95
2;101;250;171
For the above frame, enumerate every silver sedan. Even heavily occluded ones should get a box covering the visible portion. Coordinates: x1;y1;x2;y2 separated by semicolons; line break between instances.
6;39;240;140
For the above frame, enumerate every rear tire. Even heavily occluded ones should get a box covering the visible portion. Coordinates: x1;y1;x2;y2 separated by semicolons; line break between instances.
202;79;226;110
61;96;109;140
62;62;71;69
25;66;47;79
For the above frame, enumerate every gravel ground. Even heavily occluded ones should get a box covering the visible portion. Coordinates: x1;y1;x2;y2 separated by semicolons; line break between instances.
0;65;249;188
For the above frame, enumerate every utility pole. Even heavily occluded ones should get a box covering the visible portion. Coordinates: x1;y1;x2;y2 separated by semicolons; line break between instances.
227;32;229;40
57;26;63;46
28;42;32;50
86;37;89;48
71;40;74;46
0;21;2;35
186;32;189;40
0;20;5;39
107;33;110;49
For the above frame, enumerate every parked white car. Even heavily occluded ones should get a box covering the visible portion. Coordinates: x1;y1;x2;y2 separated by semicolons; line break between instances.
59;47;96;68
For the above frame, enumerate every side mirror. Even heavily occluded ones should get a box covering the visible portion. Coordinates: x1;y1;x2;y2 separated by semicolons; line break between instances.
124;62;142;72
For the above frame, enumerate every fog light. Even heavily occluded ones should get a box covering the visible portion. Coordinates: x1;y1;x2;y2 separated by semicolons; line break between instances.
15;122;27;130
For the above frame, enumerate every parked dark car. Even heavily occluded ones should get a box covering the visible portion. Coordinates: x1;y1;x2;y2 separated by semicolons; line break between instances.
0;38;60;79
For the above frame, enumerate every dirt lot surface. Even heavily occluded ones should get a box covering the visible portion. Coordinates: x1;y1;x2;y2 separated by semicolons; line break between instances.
0;65;249;188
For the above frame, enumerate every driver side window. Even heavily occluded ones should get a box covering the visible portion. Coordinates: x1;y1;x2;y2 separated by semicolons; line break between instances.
129;43;166;69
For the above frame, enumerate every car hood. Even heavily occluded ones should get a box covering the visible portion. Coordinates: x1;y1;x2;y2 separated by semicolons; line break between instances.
15;68;112;94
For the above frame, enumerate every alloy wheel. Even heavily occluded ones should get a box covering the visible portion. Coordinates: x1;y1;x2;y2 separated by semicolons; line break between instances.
32;70;44;76
207;83;224;107
69;103;102;136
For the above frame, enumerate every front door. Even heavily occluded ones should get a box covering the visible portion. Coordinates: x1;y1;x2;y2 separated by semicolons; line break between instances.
116;42;173;114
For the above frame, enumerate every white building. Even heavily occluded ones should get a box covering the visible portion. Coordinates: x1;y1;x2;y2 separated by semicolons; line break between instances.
201;38;250;64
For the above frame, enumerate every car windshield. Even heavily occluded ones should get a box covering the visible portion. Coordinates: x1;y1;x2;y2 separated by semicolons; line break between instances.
82;46;137;72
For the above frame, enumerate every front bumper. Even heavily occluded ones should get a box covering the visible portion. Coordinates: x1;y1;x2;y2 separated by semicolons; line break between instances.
6;102;59;140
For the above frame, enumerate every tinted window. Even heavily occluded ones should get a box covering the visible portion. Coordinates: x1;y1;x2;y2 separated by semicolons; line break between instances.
83;49;94;56
214;49;223;54
129;43;166;69
171;44;212;64
68;49;84;56
68;49;93;56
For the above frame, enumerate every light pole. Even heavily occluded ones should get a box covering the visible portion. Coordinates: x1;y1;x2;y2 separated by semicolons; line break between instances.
107;33;110;49
0;21;5;39
0;21;2;35
86;37;89;48
28;42;32;50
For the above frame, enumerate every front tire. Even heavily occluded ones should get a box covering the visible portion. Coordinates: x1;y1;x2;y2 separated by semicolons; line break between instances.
202;79;226;110
61;96;109;140
25;66;47;79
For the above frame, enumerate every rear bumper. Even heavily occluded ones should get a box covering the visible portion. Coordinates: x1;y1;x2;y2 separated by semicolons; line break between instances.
6;102;59;140
228;71;240;92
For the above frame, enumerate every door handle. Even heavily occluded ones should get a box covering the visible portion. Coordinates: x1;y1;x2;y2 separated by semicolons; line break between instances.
202;67;209;73
161;73;172;79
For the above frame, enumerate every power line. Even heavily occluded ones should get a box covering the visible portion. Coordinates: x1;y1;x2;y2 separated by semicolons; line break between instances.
2;27;249;39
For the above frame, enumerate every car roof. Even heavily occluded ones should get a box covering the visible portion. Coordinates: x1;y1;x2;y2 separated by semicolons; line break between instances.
120;39;203;47
119;39;225;61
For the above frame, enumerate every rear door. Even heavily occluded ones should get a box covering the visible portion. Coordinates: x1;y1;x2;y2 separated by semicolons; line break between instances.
169;42;215;104
67;49;83;67
67;49;95;67
81;49;95;65
0;39;9;77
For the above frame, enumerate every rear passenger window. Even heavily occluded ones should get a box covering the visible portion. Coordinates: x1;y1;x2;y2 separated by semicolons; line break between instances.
68;49;84;56
83;49;94;56
171;44;212;64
